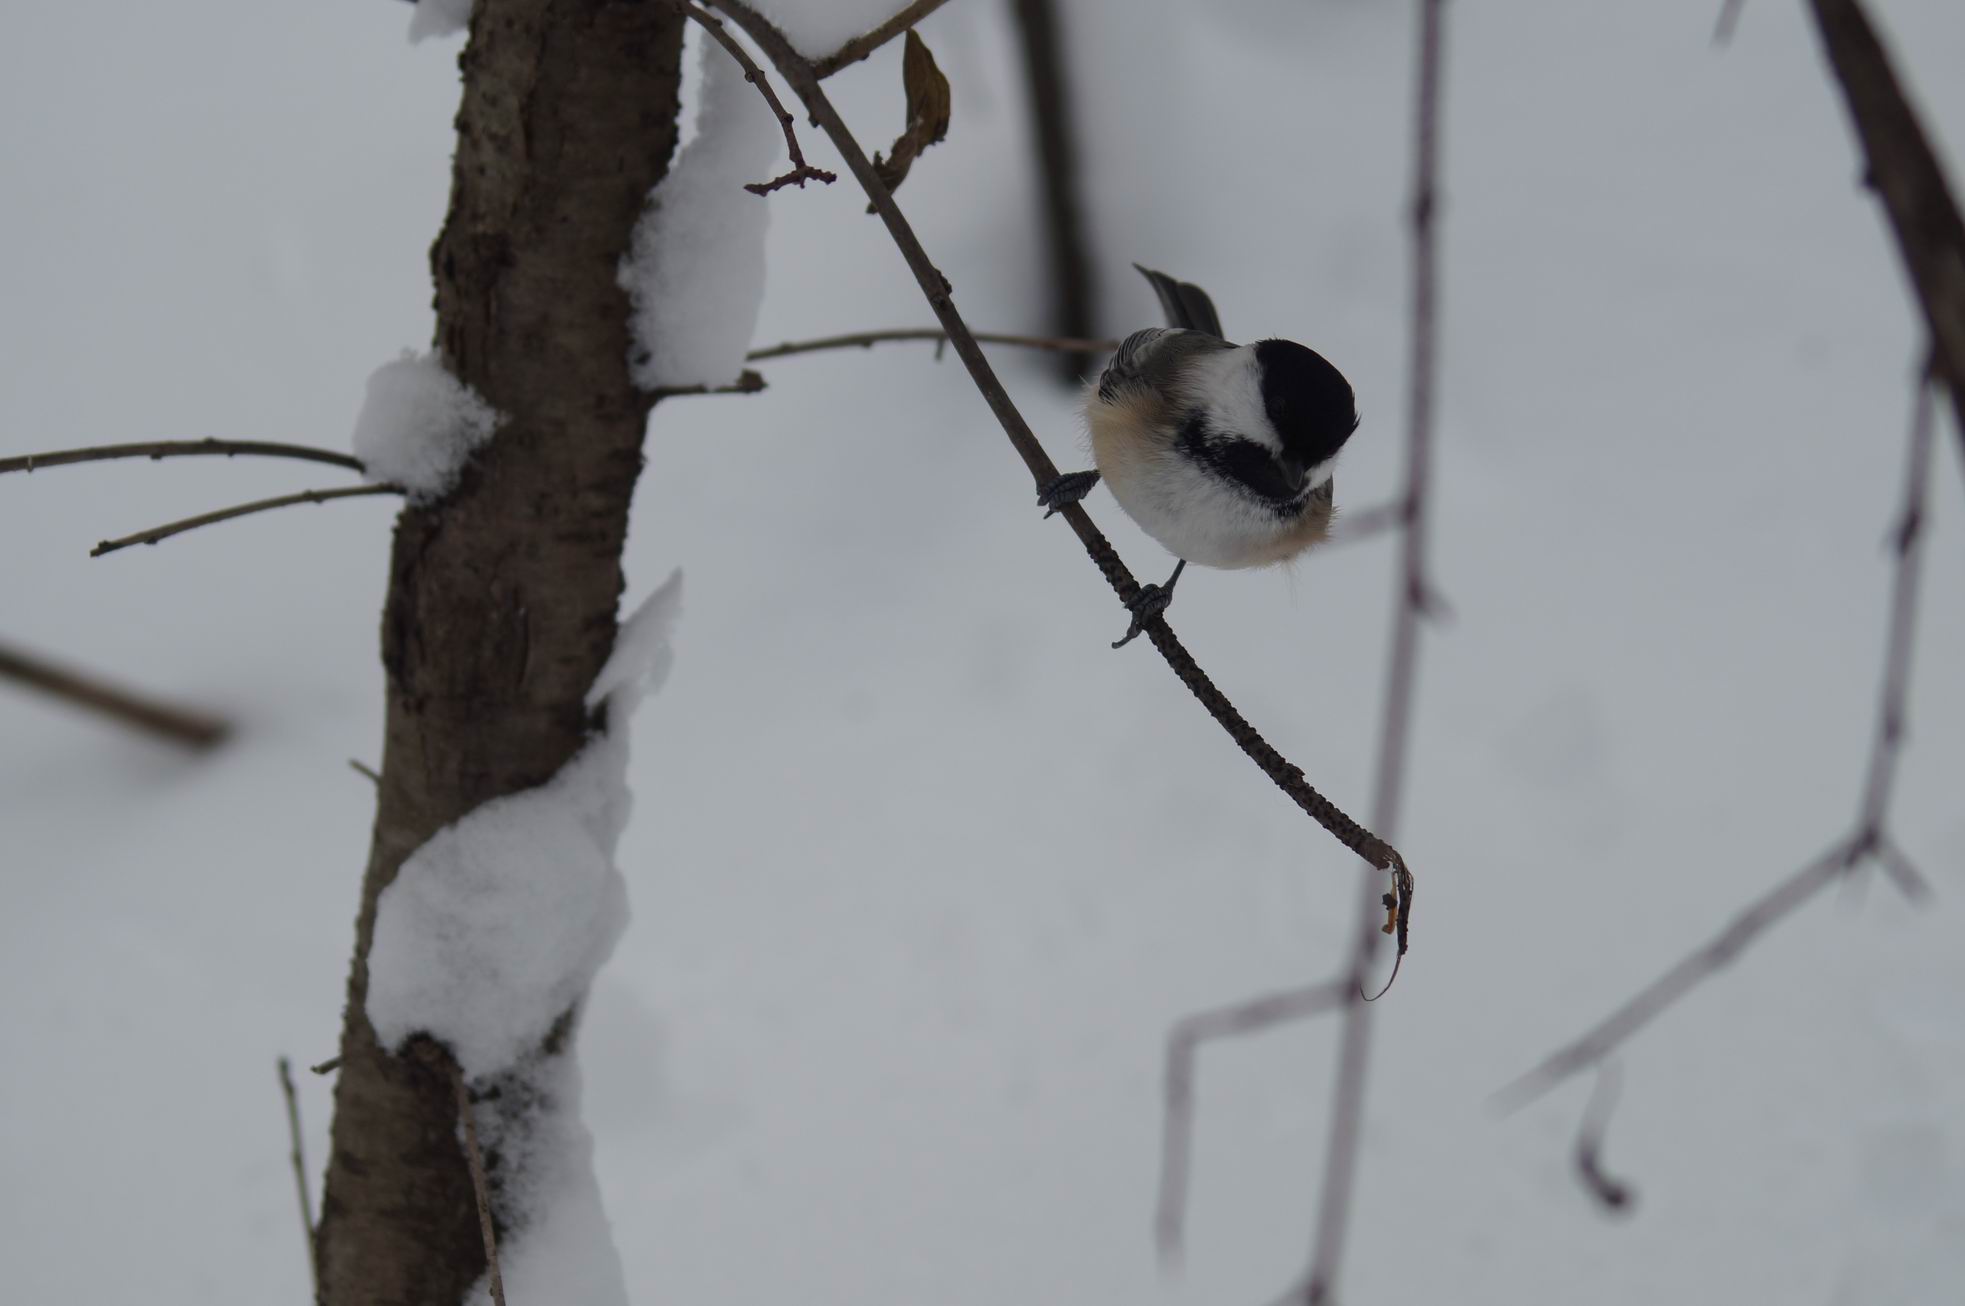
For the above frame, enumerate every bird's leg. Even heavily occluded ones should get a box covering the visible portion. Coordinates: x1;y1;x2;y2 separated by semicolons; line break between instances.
1037;469;1101;517
1112;559;1186;649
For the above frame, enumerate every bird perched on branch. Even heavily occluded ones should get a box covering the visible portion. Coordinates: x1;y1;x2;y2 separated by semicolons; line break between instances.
1041;265;1360;647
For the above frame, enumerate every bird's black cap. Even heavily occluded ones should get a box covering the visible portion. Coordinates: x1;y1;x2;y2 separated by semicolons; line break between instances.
1253;338;1360;469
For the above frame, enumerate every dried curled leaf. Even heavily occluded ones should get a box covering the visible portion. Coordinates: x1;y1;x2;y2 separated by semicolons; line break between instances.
867;29;950;208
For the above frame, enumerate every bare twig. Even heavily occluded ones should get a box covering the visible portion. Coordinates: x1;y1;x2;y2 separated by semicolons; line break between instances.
811;0;956;80
1298;3;1449;1300
1807;0;1965;459
1496;841;1854;1114
348;759;382;785
677;3;837;196
1496;363;1939;1115
310;1057;342;1076
1156;982;1348;1268
276;1057;319;1295
650;369;768;398
703;0;1413;891
0;641;230;748
90;484;401;558
0;438;364;478
746;328;1119;361
1574;1064;1636;1214
446;1057;507;1306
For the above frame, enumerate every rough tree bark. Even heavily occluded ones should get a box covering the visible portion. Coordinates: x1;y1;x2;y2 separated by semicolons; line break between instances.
315;3;687;1302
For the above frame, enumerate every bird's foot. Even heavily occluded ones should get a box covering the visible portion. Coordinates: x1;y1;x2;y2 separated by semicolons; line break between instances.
1112;560;1186;649
1038;470;1101;518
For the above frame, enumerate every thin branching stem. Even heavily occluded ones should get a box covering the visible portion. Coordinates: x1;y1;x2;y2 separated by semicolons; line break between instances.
677;3;836;195
1573;1064;1636;1213
1496;362;1940;1115
812;0;956;79
1155;982;1348;1267
0;438;364;477
747;328;1119;361
1807;0;1965;468
1298;2;1449;1300
90;484;401;558
703;0;1411;885
276;1057;319;1296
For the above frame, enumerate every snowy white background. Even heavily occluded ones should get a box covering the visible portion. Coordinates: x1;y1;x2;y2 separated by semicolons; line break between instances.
4;1;1965;1304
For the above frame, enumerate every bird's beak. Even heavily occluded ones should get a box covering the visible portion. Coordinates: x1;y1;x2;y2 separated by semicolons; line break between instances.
1279;453;1311;497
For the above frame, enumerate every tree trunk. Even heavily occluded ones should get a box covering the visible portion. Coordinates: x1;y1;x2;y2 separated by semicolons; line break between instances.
316;3;687;1302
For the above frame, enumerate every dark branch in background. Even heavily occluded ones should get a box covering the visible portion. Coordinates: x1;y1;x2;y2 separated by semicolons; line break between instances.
0;438;365;477
0;641;230;749
90;484;402;558
1010;0;1099;385
746;328;1120;360
1712;0;1747;46
675;4;837;195
1156;982;1348;1266
811;0;956;80
1496;361;1939;1115
1297;2;1448;1299
1574;1064;1636;1214
702;0;1415;899
277;1057;319;1295
1807;0;1965;463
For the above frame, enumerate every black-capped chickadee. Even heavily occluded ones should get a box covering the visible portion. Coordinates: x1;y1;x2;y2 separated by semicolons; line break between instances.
1041;265;1360;647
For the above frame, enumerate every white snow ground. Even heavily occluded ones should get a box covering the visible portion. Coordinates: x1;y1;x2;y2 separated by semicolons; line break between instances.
3;2;1964;1304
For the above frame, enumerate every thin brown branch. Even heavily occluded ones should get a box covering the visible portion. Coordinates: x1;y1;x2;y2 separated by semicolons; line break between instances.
0;438;365;477
277;1057;319;1296
1574;1065;1637;1214
0;641;230;748
650;369;767;398
1807;0;1965;457
1497;365;1940;1114
1855;365;1937;834
1495;840;1856;1114
746;328;1120;362
310;1057;341;1076
90;484;401;558
1299;1;1449;1300
349;759;382;786
702;0;1412;888
1156;982;1348;1269
446;1058;507;1306
811;0;956;80
677;3;837;196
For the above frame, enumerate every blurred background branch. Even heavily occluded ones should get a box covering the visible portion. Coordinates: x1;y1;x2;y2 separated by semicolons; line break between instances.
0;639;230;748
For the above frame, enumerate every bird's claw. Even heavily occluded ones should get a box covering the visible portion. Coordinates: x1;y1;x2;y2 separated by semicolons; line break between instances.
1112;583;1174;649
1038;470;1102;518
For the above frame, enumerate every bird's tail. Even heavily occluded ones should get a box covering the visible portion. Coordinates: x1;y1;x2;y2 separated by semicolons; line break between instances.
1133;263;1224;339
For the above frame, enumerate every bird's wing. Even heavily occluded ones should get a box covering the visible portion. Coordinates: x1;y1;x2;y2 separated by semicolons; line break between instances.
1133;264;1225;339
1096;327;1230;405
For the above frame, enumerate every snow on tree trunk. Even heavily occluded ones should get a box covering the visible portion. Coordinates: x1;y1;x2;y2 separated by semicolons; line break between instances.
315;4;689;1303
